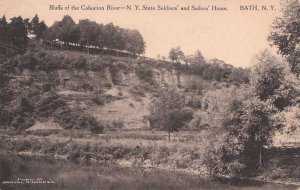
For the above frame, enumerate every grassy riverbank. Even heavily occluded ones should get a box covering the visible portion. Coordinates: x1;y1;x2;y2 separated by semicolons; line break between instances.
0;129;299;186
0;129;209;176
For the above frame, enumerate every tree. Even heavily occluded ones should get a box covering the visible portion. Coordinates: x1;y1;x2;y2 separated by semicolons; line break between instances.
53;15;80;44
122;29;145;54
48;21;62;41
30;14;39;34
245;50;300;168
41;26;55;43
189;50;206;64
201;86;252;177
0;15;8;43
201;51;300;177
23;18;30;32
29;15;47;40
96;23;105;48
7;16;28;46
36;21;47;40
249;50;300;167
78;19;100;54
165;108;192;141
228;67;250;85
149;88;192;142
201;84;280;177
101;23;122;49
185;50;207;75
251;50;286;101
78;19;100;45
268;0;300;76
169;47;185;62
251;50;300;110
280;105;300;134
45;16;146;54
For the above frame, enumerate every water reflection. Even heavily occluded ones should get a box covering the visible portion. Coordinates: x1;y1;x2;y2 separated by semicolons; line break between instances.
0;154;297;190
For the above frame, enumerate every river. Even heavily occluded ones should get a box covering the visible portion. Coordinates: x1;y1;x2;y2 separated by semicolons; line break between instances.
0;154;297;190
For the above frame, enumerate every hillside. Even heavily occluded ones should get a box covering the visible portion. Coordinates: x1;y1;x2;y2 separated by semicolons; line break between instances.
0;46;247;132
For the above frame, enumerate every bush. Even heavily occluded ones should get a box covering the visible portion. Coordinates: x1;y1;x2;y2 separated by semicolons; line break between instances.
89;118;104;134
188;115;209;130
106;120;124;131
71;55;87;69
53;106;103;133
53;107;82;129
0;87;14;104
135;65;154;83
109;64;121;85
176;157;192;169
10;114;35;130
0;71;8;88
129;85;146;97
34;92;66;118
91;94;105;105
0;105;12;127
187;98;202;108
18;96;34;113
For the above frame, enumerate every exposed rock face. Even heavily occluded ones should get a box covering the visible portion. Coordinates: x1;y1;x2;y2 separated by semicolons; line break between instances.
15;62;207;130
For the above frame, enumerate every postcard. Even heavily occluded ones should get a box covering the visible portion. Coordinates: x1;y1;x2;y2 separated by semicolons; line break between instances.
0;0;299;189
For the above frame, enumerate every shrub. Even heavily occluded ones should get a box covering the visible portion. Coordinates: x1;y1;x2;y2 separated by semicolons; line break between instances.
14;140;34;152
41;83;52;92
70;55;87;69
89;118;104;134
18;96;34;113
91;94;105;105
187;98;202;108
53;107;84;129
107;120;124;130
10;114;35;130
0;71;8;88
34;92;66;118
176;157;192;169
135;65;154;83
81;83;93;91
0;87;14;104
53;106;103;133
129;85;146;97
104;83;112;89
188;115;209;130
109;64;121;85
0;105;12;128
118;91;123;96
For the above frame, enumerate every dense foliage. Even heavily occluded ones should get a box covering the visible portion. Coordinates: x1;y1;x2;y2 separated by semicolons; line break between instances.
149;88;193;141
201;50;300;178
0;14;145;55
169;47;185;62
166;48;250;84
268;0;300;76
44;16;145;54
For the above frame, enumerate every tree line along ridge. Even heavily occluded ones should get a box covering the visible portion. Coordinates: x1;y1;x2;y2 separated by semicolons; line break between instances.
0;14;145;55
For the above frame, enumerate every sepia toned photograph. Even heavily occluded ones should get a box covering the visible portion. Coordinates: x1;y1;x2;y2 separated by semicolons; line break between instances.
0;0;300;189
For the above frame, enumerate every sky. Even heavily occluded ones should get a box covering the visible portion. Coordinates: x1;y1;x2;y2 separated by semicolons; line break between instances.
0;0;282;68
